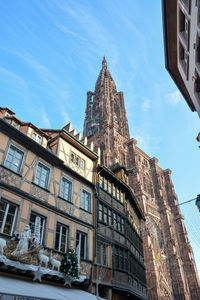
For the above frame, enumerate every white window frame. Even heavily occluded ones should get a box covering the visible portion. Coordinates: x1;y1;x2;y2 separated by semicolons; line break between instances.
4;143;24;174
29;212;46;245
32;132;42;144
76;231;87;260
60;176;72;202
81;189;91;212
34;161;50;189
0;200;17;236
55;223;68;253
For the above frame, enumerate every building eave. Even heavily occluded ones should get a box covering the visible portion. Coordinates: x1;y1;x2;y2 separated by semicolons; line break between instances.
162;0;195;111
98;164;145;220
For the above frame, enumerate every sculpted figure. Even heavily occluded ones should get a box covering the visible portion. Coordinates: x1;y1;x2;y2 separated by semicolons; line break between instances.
12;224;31;257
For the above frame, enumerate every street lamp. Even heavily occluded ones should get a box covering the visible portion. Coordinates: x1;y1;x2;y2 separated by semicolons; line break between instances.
195;195;200;212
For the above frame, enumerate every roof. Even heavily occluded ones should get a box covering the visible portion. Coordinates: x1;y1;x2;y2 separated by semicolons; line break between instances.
162;0;195;111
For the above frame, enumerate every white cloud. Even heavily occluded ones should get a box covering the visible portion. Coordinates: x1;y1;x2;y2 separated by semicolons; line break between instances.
141;97;151;112
40;109;51;128
165;90;181;106
61;109;70;125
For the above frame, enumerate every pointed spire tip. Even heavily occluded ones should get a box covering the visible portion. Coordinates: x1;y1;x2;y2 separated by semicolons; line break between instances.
102;56;107;68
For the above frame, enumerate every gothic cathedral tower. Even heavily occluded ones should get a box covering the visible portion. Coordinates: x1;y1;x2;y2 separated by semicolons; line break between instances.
83;58;200;300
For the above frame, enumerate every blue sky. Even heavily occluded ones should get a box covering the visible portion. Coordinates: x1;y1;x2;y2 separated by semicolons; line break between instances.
0;0;200;274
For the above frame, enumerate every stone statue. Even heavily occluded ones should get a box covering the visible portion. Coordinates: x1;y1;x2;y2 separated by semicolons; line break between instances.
12;224;31;257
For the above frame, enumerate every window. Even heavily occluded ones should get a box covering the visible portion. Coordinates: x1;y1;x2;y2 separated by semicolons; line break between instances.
81;190;91;212
98;203;103;221
117;215;122;232
76;231;87;260
4;144;24;173
29;212;45;244
112;185;116;197
122;218;125;234
103;178;107;191
60;177;72;202
80;159;85;169
108;181;111;194
97;242;108;266
0;200;17;235
34;162;50;189
108;209;112;226
71;152;85;170
55;223;68;253
99;176;103;188
32;132;42;144
179;42;188;75
103;206;108;223
114;246;129;271
11;120;20;129
113;212;117;230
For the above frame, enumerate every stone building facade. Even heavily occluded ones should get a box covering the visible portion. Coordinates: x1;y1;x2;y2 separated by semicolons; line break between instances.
83;58;200;300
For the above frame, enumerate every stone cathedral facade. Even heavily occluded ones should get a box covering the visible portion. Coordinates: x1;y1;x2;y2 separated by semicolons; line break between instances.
83;57;200;300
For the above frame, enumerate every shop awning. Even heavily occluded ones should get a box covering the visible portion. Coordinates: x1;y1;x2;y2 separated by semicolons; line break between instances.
0;276;103;300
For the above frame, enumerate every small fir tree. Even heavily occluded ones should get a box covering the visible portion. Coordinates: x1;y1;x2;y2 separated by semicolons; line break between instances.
60;248;79;278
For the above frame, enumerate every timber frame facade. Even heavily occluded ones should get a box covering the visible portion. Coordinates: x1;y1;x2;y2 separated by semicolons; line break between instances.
0;107;98;293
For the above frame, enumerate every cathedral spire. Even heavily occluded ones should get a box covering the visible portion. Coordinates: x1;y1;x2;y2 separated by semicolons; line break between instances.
83;58;130;147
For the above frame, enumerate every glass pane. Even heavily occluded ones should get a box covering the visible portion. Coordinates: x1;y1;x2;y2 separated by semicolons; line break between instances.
80;235;85;259
4;213;14;234
55;233;60;250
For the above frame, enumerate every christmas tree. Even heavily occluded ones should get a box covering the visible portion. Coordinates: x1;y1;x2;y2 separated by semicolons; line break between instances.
60;249;79;278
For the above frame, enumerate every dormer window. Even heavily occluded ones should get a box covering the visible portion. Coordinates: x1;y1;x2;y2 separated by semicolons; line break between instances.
71;152;85;170
11;120;20;129
32;132;42;144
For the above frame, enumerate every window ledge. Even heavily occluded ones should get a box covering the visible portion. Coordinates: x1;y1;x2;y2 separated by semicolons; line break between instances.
0;164;22;177
58;195;73;205
80;258;92;263
80;207;92;214
32;181;50;192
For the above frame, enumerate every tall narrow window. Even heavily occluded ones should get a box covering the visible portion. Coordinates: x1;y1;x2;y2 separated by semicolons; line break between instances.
108;182;112;194
4;144;24;173
103;206;108;224
114;247;119;269
29;212;45;245
99;176;103;188
97;242;108;266
121;218;125;234
76;231;87;260
0;200;17;235
112;185;116;197
81;190;91;212
98;203;103;221
113;212;117;230
108;209;112;226
104;178;108;191
34;162;50;189
60;177;72;202
55;223;68;253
